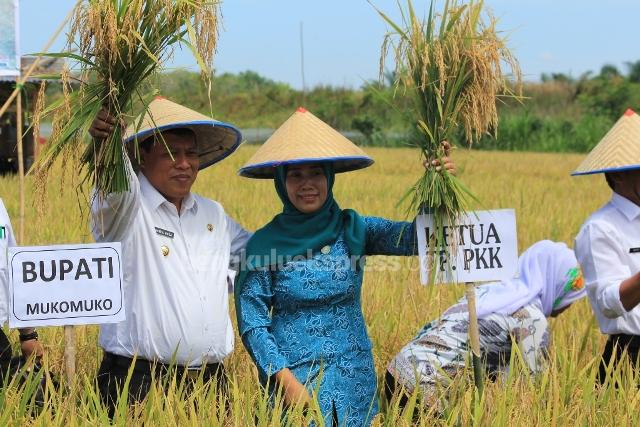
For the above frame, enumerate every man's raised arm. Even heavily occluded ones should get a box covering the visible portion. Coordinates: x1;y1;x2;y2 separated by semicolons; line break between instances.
89;109;141;243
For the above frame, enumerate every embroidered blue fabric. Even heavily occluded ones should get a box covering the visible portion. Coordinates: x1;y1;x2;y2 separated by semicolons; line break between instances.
237;216;417;426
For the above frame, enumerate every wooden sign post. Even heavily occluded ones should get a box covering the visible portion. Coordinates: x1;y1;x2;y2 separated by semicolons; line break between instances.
16;89;25;243
465;283;484;398
64;325;76;385
416;209;518;399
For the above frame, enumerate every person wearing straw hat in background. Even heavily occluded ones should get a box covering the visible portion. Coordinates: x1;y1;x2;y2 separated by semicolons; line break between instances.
0;199;45;377
385;240;585;410
234;107;455;426
88;97;251;414
573;108;640;383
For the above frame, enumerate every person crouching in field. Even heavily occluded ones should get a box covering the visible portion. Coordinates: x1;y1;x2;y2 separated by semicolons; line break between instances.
573;109;640;384
0;199;45;378
234;108;455;427
385;240;586;409
88;97;252;415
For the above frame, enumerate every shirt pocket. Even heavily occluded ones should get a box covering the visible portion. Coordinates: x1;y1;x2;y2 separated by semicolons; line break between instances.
193;233;228;273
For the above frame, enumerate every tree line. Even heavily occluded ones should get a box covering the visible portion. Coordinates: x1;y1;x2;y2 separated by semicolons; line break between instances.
45;61;640;153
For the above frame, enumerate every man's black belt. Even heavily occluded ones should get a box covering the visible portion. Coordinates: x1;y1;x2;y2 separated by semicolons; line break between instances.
608;334;640;350
102;351;223;378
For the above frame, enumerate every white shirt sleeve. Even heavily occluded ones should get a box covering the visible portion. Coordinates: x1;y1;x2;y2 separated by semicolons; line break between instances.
91;157;141;242
5;217;15;249
0;201;15;325
575;222;629;318
227;214;252;270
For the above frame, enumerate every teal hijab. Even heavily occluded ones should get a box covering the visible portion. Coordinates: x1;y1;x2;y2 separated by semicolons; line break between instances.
235;163;367;301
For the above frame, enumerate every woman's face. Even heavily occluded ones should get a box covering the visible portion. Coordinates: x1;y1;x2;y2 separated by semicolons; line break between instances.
285;164;328;213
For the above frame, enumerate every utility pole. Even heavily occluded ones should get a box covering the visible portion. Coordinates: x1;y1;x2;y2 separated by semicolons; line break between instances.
299;21;307;106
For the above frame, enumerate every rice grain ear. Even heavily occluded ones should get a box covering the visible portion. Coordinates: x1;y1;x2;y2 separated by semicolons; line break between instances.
33;1;222;204
375;0;521;283
31;81;47;159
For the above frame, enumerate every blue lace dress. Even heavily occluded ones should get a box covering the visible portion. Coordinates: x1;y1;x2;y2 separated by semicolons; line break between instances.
237;216;417;426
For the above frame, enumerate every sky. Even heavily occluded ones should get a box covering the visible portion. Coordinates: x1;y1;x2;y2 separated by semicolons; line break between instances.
16;0;640;90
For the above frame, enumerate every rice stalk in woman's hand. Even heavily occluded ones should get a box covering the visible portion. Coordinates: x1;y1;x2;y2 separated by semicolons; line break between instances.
374;0;522;283
33;0;220;201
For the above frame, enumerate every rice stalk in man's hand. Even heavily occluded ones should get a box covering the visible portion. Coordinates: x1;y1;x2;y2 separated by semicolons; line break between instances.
374;0;521;283
33;0;220;200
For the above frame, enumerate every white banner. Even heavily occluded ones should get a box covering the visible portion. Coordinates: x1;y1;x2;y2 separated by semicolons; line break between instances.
0;0;20;77
416;209;518;285
8;243;125;327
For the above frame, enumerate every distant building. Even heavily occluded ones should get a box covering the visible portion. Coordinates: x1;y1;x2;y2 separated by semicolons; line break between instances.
0;56;63;174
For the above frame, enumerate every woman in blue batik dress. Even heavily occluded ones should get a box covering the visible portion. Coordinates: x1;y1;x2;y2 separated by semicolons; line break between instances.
234;108;455;426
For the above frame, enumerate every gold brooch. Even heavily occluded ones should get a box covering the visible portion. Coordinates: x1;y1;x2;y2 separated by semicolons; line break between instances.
321;245;331;255
207;224;213;232
161;245;170;257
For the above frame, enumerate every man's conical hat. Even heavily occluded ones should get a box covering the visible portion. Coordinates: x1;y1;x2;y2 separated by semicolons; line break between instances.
238;107;373;178
123;97;242;170
572;109;640;176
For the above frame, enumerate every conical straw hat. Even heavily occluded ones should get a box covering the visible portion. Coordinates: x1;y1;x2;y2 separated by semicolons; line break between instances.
572;109;640;176
239;107;373;178
123;96;242;170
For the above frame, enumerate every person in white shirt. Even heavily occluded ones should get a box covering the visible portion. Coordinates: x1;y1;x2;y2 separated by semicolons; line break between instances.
0;199;44;374
573;109;640;383
88;97;251;413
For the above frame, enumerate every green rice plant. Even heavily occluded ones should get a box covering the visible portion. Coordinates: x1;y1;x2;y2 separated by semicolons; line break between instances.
33;0;220;201
373;0;522;283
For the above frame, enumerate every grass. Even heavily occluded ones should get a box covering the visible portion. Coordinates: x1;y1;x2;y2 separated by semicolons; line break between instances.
0;145;633;425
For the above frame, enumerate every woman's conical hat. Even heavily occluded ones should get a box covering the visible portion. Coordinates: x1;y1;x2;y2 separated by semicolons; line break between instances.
238;107;373;178
572;109;640;176
123;96;242;170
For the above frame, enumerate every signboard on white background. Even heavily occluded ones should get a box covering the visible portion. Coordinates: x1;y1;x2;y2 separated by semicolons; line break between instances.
416;209;518;284
8;243;125;327
0;0;20;77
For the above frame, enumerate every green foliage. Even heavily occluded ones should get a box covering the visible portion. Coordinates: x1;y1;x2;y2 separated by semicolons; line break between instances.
153;59;640;153
158;70;299;128
470;111;612;153
39;57;640;154
626;60;640;83
576;75;640;121
351;115;382;145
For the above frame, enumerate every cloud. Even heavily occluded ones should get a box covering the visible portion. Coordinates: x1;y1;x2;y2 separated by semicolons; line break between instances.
539;52;554;62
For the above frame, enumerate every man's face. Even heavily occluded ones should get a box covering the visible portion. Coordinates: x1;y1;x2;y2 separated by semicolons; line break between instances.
610;169;640;206
140;132;199;205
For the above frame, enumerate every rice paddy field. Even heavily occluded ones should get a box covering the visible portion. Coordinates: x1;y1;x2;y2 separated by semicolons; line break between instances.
0;145;636;426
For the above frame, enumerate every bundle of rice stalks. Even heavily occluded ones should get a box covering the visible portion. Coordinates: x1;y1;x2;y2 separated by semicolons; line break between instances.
33;0;220;199
374;0;521;282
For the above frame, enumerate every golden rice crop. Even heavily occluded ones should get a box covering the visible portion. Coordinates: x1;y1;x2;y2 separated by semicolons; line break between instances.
33;0;220;202
374;0;522;285
0;146;633;425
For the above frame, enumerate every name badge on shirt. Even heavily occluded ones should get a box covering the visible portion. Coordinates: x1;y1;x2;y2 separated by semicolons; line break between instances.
630;247;640;254
155;227;174;239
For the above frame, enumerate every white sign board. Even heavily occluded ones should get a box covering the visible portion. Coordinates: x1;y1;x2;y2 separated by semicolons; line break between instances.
416;209;518;284
8;243;125;327
0;0;20;77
